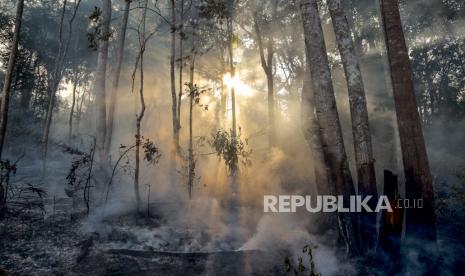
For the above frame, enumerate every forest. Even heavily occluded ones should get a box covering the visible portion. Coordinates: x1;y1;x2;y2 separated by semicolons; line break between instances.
0;0;464;275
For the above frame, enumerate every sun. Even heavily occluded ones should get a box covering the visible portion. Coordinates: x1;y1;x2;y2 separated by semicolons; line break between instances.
223;73;254;97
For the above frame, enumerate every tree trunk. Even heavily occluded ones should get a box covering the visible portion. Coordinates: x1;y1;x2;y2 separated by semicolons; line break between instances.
105;0;131;154
134;0;148;210
170;0;180;154
177;0;184;122
76;85;88;134
227;12;238;196
0;0;24;158
327;0;377;252
253;9;276;147
379;170;403;272
42;0;82;171
187;54;196;199
299;0;359;255
68;75;79;143
301;66;337;234
94;0;112;162
379;0;436;244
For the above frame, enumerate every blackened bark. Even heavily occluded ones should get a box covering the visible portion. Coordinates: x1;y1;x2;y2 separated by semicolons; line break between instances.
379;0;436;244
379;170;403;271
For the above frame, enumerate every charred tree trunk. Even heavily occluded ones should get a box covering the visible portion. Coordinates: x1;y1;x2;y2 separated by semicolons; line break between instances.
327;0;378;252
94;0;112;162
379;170;403;271
299;0;359;255
379;0;437;245
0;0;24;158
105;0;131;154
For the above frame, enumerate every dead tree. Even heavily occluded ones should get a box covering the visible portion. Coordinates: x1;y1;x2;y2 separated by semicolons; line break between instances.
0;0;24;158
379;0;437;245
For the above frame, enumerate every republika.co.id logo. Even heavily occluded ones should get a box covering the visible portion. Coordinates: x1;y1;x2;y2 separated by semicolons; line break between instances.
263;195;423;213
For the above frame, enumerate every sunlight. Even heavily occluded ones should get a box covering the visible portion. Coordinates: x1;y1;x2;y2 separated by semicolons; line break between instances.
223;73;254;97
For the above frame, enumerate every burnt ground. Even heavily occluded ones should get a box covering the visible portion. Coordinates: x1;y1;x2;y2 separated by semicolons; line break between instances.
0;198;285;276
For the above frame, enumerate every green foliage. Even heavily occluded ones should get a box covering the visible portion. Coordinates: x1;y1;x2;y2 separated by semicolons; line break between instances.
210;128;252;172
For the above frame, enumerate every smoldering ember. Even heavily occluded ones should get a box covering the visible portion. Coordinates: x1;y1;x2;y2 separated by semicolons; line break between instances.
0;0;464;275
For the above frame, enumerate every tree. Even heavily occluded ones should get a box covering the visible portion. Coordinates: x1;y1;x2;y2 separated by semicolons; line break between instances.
93;0;112;162
42;0;82;171
105;0;132;154
327;0;377;251
170;0;180;155
299;0;359;255
132;0;152;209
379;0;436;245
252;0;278;147
0;0;24;158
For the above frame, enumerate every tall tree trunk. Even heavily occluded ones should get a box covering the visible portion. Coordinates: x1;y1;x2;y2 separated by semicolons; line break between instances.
68;74;79;143
134;0;148;210
379;0;436;244
76;84;88;134
0;0;24;158
301;66;337;234
227;12;238;190
299;0;359;255
0;0;24;218
327;0;377;252
94;0;112;162
177;0;184;122
105;0;131;154
220;48;227;126
253;12;276;147
187;54;196;199
170;0;180;154
42;0;82;171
